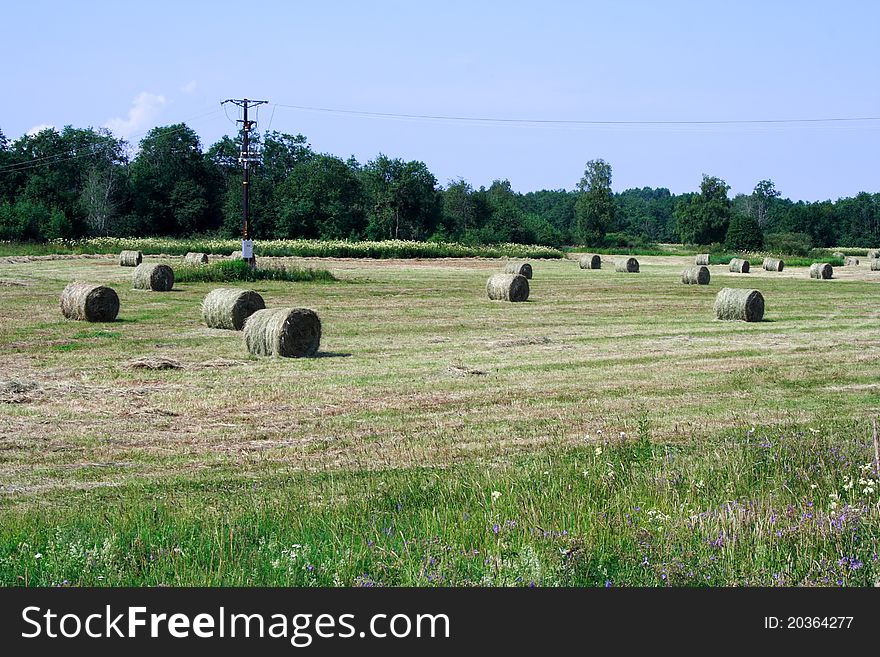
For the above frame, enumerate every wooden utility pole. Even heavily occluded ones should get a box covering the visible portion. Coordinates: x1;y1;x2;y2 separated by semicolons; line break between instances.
221;98;267;268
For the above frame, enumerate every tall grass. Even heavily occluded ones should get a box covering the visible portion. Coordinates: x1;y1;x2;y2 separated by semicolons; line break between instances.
0;238;565;260
2;421;877;587
174;260;336;283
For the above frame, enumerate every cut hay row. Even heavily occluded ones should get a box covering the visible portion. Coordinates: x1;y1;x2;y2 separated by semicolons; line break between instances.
615;257;639;273
119;250;142;267
243;308;321;357
184;252;209;266
809;262;833;280
202;288;266;330
486;273;529;302
578;254;601;269
729;258;750;273
844;256;860;266
714;288;765;322
681;265;710;285
695;254;710;265
762;257;784;272
503;261;532;279
133;263;174;291
60;282;119;322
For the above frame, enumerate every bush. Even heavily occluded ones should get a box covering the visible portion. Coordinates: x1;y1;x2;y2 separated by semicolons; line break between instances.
764;232;812;256
175;259;336;283
724;213;763;251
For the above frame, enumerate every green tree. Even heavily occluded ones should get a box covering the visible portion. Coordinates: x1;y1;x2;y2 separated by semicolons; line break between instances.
674;174;731;244
574;159;614;245
725;211;763;251
362;155;440;240
748;180;780;229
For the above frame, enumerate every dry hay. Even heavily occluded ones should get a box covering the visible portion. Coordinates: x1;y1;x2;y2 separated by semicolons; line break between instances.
868;249;879;259
503;262;533;279
729;258;750;273
243;308;322;357
0;380;39;403
183;252;209;265
681;265;710;285
486;273;529;302
579;254;601;269
133;263;174;291
809;262;833;279
447;363;487;377
231;250;257;266
844;256;860;266
871;259;880;271
201;288;266;330
119;250;142;267
615;257;639;273
486;336;551;348
832;251;845;259
124;356;184;370
714;287;765;322
695;254;710;265
762;257;784;272
59;282;120;322
195;358;245;369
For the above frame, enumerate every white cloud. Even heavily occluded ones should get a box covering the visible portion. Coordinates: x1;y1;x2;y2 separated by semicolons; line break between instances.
181;80;198;94
27;124;55;136
104;92;167;139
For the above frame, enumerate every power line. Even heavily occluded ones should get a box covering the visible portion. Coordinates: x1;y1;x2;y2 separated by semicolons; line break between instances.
273;102;880;127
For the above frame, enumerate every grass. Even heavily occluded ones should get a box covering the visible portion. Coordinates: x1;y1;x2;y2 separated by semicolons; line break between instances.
1;252;879;586
0;238;565;260
174;259;337;283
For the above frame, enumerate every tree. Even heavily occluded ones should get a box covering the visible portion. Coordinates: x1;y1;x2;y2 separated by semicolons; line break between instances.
725;211;763;251
362;155;440;240
129;124;218;235
674;174;731;245
748;180;780;229
574;159;614;245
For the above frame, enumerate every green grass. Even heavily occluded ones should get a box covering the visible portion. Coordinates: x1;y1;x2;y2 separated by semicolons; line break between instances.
1;252;879;586
174;259;337;283
0;238;565;260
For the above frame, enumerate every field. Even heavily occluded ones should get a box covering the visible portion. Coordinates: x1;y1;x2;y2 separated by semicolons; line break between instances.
1;252;879;586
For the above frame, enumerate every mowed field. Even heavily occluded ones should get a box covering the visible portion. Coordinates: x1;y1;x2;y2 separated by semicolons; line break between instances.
1;253;879;586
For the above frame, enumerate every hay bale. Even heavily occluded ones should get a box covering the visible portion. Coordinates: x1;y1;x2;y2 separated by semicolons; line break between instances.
681;265;710;285
729;258;750;273
809;262;833;279
119;250;142;267
615;257;639;273
243;308;321;357
871;258;880;271
832;251;845;259
201;288;266;330
503;262;532;279
183;252;209;265
714;288;764;322
231;250;256;266
486;273;529;302
762;257;784;272
868;249;879;259
59;282;119;322
579;254;602;269
132;263;174;291
695;254;710;265
844;256;860;266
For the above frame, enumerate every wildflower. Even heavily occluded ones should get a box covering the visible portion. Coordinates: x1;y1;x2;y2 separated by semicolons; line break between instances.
492;524;500;534
491;490;502;502
594;446;602;456
34;553;42;560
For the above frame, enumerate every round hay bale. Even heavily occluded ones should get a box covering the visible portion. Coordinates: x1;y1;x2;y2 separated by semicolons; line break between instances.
681;265;710;285
832;251;845;259
809;262;833;279
867;249;879;259
60;282;119;322
695;254;710;265
871;258;880;271
714;288;764;322
579;254;602;269
486;273;529;302
231;250;243;259
184;252;209;265
762;257;784;272
729;258;750;273
119;250;142;267
243;308;321;357
202;288;266;330
133;263;174;291
503;262;532;279
844;256;860;266
615;257;639;273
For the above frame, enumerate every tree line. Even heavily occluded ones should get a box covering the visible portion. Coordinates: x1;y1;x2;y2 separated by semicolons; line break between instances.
1;123;878;251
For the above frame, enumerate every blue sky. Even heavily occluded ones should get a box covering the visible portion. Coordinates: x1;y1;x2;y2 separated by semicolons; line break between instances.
3;0;879;200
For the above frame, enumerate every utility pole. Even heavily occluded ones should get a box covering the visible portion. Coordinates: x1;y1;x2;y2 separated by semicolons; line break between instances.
221;98;268;268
